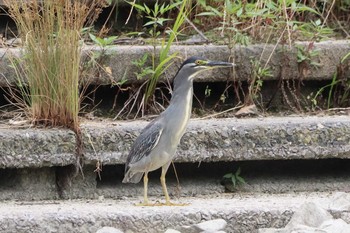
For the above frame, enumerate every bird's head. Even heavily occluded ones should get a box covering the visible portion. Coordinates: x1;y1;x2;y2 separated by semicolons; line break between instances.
175;56;234;83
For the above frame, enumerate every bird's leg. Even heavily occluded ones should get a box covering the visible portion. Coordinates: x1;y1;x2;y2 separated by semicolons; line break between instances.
137;172;163;206
137;172;150;206
160;169;171;205
159;164;188;206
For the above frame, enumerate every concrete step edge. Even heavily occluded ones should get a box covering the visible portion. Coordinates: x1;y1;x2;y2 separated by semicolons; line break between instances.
1;115;350;169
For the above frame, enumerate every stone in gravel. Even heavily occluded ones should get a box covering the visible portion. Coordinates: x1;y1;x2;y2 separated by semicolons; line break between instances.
96;226;123;233
319;219;350;233
178;219;227;233
164;229;181;233
329;192;350;211
259;200;350;233
285;202;333;228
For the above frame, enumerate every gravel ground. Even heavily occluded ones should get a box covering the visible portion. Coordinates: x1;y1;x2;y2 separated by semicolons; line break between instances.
1;192;349;233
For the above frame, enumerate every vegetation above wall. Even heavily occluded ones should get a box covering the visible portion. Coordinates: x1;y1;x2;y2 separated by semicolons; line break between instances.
0;0;349;121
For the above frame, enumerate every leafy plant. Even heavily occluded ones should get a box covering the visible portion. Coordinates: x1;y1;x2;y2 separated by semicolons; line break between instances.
296;44;321;68
194;0;325;113
89;33;117;48
137;1;181;38
298;19;334;41
195;0;323;45
204;85;212;98
201;85;212;109
222;167;246;191
246;59;272;105
84;33;124;87
196;0;251;46
311;51;350;109
141;0;186;104
123;0;188;116
88;33;118;65
131;54;155;80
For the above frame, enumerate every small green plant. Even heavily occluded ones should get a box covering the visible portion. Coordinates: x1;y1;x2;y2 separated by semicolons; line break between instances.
195;0;320;45
298;19;334;41
222;167;246;191
246;59;272;105
132;0;186;102
204;85;212;98
80;32;127;96
131;54;155;80
311;51;350;109
89;33;117;48
196;0;251;46
202;85;212;109
88;33;117;65
135;1;181;40
123;0;188;116
296;44;321;68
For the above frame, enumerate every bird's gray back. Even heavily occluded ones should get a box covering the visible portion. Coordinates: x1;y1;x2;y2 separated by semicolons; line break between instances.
124;119;164;172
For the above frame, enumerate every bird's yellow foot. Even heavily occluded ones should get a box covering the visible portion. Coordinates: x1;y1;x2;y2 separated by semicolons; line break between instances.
152;200;189;206
163;197;189;206
135;200;189;206
162;201;189;206
135;200;154;206
135;203;152;206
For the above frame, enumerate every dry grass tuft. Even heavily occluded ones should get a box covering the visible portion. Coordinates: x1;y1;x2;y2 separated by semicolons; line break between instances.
5;0;106;130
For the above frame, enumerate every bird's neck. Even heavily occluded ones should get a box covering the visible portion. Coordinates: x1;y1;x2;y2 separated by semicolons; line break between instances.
170;78;193;113
162;78;193;137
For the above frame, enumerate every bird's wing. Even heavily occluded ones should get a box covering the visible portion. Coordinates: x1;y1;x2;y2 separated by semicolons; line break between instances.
125;120;163;170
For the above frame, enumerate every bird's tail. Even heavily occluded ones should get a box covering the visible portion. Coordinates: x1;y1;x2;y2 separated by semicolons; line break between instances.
122;171;144;183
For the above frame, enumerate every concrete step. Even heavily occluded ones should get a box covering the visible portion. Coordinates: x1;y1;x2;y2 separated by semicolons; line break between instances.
1;40;350;86
1;191;349;233
1;115;349;201
82;115;350;165
0;158;349;201
1;115;350;169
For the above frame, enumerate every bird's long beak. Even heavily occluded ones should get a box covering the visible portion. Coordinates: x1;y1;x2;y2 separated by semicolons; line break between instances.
207;60;235;68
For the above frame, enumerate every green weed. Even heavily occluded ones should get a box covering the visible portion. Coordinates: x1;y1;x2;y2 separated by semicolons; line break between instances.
222;167;246;191
296;44;321;68
122;0;188;117
312;51;350;109
298;19;334;41
195;0;322;45
131;54;155;80
89;33;118;48
247;59;272;105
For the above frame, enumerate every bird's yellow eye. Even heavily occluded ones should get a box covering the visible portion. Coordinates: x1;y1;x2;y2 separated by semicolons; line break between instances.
195;60;207;66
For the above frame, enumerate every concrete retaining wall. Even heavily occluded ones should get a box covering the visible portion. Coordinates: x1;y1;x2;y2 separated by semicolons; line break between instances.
1;40;349;86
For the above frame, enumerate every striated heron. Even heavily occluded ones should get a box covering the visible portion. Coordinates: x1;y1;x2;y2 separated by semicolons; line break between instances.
122;56;234;205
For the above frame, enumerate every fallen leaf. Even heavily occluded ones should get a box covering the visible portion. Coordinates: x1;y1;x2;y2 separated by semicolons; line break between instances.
235;104;259;117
